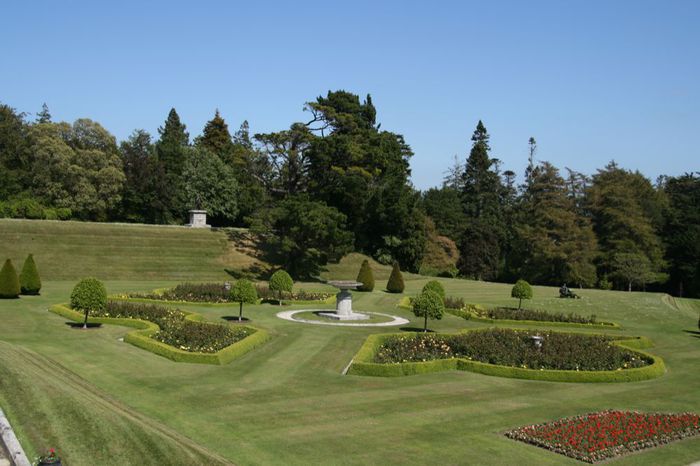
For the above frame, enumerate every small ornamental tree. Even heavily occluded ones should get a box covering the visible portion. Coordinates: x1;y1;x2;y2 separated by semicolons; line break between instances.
19;254;41;295
70;278;107;328
386;261;405;293
0;259;20;299
230;279;258;321
422;280;445;300
269;269;293;305
356;259;375;292
511;279;533;309
412;290;445;332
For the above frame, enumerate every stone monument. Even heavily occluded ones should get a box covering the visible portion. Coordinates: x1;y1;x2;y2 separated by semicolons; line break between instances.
187;210;210;228
319;280;369;321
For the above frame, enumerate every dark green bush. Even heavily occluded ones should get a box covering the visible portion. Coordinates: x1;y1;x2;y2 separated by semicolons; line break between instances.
9;198;45;219
356;259;375;292
422;280;445;300
386;261;405;293
19;254;41;295
0;259;20;299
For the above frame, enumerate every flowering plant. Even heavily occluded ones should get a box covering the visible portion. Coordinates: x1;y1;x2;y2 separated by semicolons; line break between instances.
505;410;700;463
35;448;60;464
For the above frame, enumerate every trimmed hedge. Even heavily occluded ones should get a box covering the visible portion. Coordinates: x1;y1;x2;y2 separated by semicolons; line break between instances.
49;304;270;365
0;259;20;299
386;262;405;293
19;254;41;295
347;330;664;383
445;307;621;330
356;259;375;292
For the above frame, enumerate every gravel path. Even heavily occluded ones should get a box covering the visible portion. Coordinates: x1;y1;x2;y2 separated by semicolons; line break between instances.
277;310;410;327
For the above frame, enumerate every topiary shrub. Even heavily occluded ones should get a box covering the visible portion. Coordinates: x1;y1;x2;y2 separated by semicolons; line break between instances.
230;279;258;321
19;254;41;295
269;269;293;305
386;261;405;293
412;290;445;332
0;259;20;299
70;278;107;328
356;259;375;292
511;279;533;309
422;280;445;300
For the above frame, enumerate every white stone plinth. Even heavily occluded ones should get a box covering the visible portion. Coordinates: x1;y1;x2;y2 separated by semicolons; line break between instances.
187;210;211;228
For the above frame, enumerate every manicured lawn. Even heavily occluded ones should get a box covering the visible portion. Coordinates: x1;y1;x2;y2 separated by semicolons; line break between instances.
1;277;699;465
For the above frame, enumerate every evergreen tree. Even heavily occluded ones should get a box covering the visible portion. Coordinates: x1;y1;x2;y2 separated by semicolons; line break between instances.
356;259;375;291
36;103;51;124
0;104;30;200
663;173;700;297
197;110;236;164
386;261;405;293
458;121;506;280
0;259;20;299
155;108;189;222
514;162;598;286
119;129;167;223
587;162;666;289
19;254;41;295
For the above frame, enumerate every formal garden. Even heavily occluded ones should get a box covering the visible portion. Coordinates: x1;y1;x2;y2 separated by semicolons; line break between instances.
1;239;699;465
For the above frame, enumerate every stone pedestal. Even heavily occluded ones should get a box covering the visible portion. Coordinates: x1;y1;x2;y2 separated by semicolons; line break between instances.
187;210;210;228
318;283;369;321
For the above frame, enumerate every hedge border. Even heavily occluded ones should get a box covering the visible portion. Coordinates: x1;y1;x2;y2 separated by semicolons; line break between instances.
49;303;269;365
347;329;664;383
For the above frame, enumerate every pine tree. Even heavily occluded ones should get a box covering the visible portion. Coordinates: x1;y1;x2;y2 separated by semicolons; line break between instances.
19;254;41;295
459;121;506;280
0;259;21;299
36;103;51;123
356;259;375;291
155;108;189;221
386;261;405;293
197;110;235;164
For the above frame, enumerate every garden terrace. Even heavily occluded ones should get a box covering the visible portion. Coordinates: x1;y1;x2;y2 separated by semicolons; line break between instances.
505;410;700;463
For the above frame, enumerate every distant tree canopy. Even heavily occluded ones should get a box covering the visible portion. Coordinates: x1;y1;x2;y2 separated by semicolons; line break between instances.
0;96;695;295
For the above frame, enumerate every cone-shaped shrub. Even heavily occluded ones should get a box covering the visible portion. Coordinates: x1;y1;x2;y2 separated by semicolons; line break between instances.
269;269;293;305
356;259;375;292
70;278;107;328
386;261;405;293
422;280;445;300
0;259;20;299
19;254;41;295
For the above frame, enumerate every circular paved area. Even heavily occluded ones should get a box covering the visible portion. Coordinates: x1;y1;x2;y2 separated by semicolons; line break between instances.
276;310;410;327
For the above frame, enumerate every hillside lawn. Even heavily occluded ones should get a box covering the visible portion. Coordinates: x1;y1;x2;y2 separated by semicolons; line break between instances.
0;219;699;465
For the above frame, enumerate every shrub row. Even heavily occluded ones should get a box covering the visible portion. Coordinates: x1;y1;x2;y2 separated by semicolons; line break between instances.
124;282;333;304
0;198;71;220
0;255;42;298
49;303;269;364
444;304;620;329
347;330;665;383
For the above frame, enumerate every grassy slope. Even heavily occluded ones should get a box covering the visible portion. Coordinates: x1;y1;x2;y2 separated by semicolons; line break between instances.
0;220;699;465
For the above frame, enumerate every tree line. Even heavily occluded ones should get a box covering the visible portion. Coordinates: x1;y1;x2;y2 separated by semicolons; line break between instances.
0;93;698;296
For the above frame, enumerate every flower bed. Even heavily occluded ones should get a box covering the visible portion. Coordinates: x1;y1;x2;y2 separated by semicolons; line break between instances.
505;410;700;463
373;329;648;371
122;282;333;304
92;301;250;353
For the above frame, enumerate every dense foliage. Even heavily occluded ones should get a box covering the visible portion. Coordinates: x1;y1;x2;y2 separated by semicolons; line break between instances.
411;290;445;331
505;411;700;463
230;279;258;321
356;259;375;291
386;262;405;293
373;330;649;371
0;259;20;299
126;282;330;304
421;280;445;300
70;278;107;312
19;254;41;295
269;270;293;303
1;98;697;295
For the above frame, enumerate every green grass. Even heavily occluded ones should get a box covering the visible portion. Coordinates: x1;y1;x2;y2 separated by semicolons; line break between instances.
290;310;396;324
0;220;699;465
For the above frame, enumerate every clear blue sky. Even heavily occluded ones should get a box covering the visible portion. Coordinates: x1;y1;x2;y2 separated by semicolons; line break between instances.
3;0;698;189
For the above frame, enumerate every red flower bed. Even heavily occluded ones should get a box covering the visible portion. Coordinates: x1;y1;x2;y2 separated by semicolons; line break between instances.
505;410;700;463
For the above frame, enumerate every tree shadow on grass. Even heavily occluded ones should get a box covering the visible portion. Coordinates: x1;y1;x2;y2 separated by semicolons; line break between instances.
400;327;435;333
682;329;700;338
65;322;102;329
221;316;251;323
